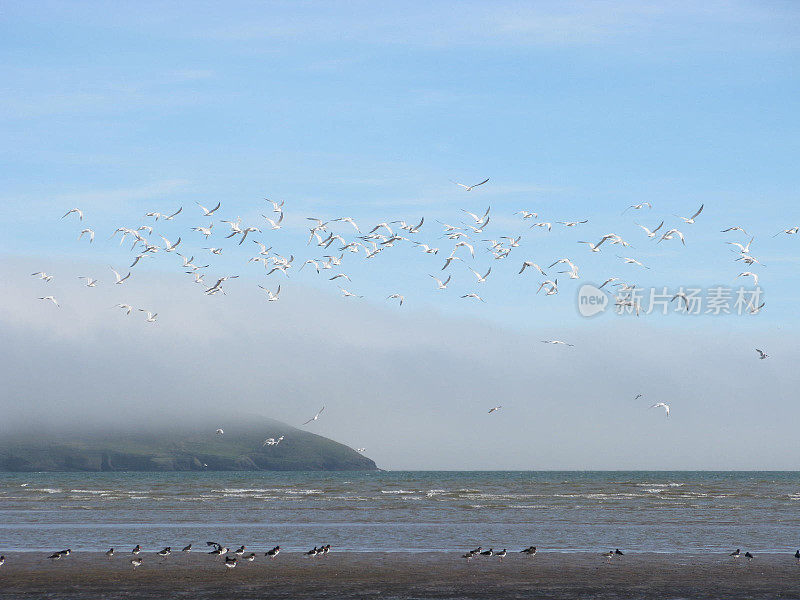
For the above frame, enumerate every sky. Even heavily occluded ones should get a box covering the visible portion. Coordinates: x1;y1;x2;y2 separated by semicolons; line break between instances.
1;1;799;469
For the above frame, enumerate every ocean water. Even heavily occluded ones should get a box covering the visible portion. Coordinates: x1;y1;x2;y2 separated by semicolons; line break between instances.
0;471;798;553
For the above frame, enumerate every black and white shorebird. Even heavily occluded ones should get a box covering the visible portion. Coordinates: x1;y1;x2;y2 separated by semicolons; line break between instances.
157;547;171;557
469;546;482;555
48;549;70;560
305;546;319;556
744;551;754;562
234;545;246;556
615;549;624;557
479;548;494;557
182;544;192;553
132;544;140;555
266;545;280;559
730;548;741;559
321;544;331;555
794;549;799;563
105;548;114;558
131;557;143;569
496;549;507;561
520;546;537;556
224;556;238;570
244;553;256;562
602;551;614;562
0;556;4;568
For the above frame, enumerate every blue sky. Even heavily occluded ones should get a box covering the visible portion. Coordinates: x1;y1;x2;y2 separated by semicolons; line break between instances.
1;2;799;468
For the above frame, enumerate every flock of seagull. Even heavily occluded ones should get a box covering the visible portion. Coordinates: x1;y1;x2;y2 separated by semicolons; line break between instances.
35;542;328;570
30;179;784;426
5;544;798;572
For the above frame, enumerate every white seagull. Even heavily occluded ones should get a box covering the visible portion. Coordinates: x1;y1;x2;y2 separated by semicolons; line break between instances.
258;284;281;301
519;261;547;276
541;340;574;346
636;221;664;238
196;201;221;216
755;348;769;360
452;178;489;191
110;267;131;284
38;296;60;307
61;208;83;221
78;276;99;287
623;202;652;213
737;272;759;286
387;293;404;306
31;272;54;282
675;204;703;224
650;402;670;417
78;228;95;243
138;310;158;323
114;303;133;315
467;266;492;283
488;406;502;414
461;292;485;302
302;406;325;425
429;274;451;290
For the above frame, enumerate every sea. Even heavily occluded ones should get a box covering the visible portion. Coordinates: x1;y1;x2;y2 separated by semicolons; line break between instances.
1;471;798;554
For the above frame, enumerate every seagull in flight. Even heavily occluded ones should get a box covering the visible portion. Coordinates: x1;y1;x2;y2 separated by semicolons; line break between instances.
671;292;690;311
658;228;686;245
578;234;614;252
755;348;769;360
110;267;131;284
258;284;281;301
675;204;703;224
78;228;95;243
636;221;664;238
161;207;183;220
138;310;158;323
452;178;489;191
38;296;60;307
78;276;99;287
488;406;502;414
430;274;451;289
721;226;748;235
114;303;133;315
386;293;404;306
519;261;547;276
650;402;670;417
215;428;224;435
619;256;649;269
467;266;492;283
737;272;759;286
196;201;221;216
623;202;652;214
31;272;54;282
61;208;83;221
773;226;800;237
461;292;485;302
541;340;574;346
262;213;284;229
302;406;325;425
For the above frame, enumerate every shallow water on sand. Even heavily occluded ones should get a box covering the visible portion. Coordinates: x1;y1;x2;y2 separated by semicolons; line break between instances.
1;471;798;552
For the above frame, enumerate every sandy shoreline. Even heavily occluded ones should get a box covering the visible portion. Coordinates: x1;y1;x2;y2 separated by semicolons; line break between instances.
1;551;799;599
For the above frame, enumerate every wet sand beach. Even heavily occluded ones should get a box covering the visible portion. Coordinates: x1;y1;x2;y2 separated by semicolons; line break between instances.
1;551;799;599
